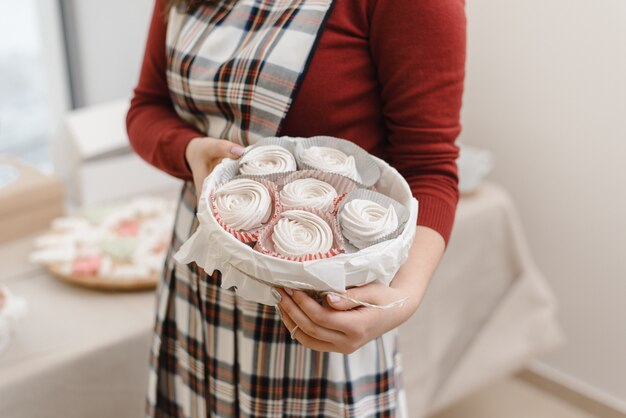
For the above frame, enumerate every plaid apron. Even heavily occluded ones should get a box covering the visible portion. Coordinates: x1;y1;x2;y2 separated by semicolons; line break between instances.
148;1;406;416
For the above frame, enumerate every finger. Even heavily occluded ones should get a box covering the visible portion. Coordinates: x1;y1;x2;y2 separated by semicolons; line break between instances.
325;292;360;311
193;167;211;198
211;138;245;159
278;290;344;341
277;289;345;342
277;304;297;334
325;284;383;311
277;306;342;353
287;289;359;332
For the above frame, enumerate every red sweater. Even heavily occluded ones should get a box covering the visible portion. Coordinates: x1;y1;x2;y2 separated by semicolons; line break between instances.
127;0;466;243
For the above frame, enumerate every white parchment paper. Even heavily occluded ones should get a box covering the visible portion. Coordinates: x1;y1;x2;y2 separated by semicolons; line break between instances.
175;137;418;306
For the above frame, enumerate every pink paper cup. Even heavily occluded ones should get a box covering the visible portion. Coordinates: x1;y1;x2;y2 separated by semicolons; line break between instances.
277;170;360;214
255;207;345;262
210;177;282;244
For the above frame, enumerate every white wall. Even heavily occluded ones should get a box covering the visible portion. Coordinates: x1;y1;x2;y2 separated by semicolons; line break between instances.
460;0;626;408
63;0;153;107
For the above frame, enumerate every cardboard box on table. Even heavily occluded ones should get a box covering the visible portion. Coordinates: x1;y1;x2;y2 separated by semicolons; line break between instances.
0;157;64;243
54;100;181;206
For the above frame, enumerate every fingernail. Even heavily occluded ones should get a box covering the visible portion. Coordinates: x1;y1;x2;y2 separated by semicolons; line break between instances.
327;293;341;304
231;146;245;156
285;288;293;296
271;288;282;303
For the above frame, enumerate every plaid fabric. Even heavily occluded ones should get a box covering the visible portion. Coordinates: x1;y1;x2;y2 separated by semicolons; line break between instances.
148;184;405;417
166;0;334;145
149;1;407;416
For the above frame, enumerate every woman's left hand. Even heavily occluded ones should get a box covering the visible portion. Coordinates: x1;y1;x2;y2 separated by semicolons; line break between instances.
275;225;447;354
275;282;418;354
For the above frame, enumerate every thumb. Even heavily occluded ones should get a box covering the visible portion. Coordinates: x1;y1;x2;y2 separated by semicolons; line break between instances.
192;165;211;201
326;286;379;311
211;139;245;159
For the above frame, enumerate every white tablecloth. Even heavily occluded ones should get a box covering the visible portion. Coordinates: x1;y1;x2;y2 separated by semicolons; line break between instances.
398;183;562;416
0;244;154;418
0;183;562;418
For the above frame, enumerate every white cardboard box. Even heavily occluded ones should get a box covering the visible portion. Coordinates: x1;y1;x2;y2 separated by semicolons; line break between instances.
54;100;181;205
0;157;64;243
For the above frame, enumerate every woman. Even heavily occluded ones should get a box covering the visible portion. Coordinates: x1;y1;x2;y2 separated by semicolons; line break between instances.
127;0;466;416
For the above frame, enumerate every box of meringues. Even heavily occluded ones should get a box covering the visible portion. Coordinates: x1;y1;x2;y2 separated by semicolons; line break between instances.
0;157;64;244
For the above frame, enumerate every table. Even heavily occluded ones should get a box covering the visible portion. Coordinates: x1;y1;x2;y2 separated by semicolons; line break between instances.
398;183;562;416
0;183;562;417
0;240;154;418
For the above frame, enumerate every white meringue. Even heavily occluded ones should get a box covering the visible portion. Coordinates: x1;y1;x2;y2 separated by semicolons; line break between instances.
239;145;297;175
214;179;272;231
272;210;334;257
300;146;362;182
339;199;398;249
279;178;338;211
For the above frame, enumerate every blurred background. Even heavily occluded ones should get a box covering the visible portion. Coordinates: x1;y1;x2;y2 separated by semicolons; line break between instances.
0;0;624;417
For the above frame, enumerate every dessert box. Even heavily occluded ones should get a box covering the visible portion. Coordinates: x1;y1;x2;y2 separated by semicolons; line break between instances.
175;136;419;306
0;157;65;244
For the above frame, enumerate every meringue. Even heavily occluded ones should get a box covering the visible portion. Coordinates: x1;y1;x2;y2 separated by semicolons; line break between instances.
279;178;338;211
300;146;362;182
239;145;297;175
214;179;272;230
272;210;334;257
339;199;398;249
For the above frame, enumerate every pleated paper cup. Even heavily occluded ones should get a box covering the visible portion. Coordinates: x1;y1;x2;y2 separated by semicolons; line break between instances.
209;177;282;244
248;136;297;153
337;188;410;252
236;171;293;185
277;170;360;213
215;160;242;184
255;207;345;262
237;137;297;180
294;136;381;187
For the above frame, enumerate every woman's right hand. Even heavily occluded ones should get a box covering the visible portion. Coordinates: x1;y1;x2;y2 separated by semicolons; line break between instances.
185;137;245;198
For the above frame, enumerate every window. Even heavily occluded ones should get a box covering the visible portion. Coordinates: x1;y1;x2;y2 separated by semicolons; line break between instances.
0;0;69;171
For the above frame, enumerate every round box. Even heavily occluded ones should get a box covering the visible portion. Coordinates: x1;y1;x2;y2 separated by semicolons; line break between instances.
175;136;419;306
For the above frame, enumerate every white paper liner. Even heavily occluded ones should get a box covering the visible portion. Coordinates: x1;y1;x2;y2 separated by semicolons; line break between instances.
294;136;381;187
219;159;245;184
210;177;281;244
255;207;345;261
337;189;410;253
277;170;360;213
237;170;292;185
175;139;419;306
237;137;297;179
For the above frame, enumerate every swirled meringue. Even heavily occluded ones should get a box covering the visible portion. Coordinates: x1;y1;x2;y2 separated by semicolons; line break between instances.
272;210;334;257
239;145;297;175
300;146;362;182
279;178;338;211
214;179;272;231
339;199;398;249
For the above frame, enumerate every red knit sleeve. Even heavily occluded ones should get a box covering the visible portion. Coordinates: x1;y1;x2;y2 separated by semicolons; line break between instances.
369;0;466;244
126;0;201;181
